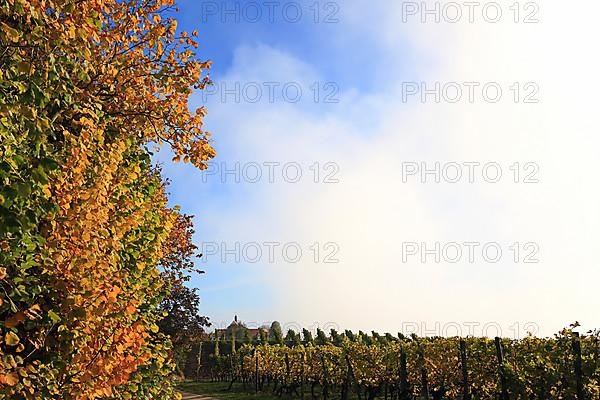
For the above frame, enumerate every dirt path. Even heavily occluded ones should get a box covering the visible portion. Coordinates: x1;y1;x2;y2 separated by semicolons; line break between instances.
179;392;216;400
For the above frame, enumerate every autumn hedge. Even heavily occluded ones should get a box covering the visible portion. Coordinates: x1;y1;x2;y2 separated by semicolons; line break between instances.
0;0;214;398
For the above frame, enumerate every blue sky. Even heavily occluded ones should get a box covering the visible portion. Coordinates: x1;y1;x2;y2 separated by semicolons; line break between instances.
173;0;418;94
156;0;422;330
158;0;357;328
156;0;600;336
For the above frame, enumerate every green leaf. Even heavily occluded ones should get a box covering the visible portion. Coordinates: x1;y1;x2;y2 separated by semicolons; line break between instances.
40;157;59;171
48;310;61;324
31;168;48;184
16;182;32;196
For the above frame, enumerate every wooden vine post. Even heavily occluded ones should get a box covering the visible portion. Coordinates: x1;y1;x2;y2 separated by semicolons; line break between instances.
494;337;509;400
418;347;429;400
459;339;471;400
572;332;585;400
421;367;429;399
255;349;259;394
399;349;411;400
301;351;305;400
594;334;599;371
321;354;329;400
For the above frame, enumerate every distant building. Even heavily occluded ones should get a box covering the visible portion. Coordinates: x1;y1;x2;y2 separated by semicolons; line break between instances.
213;315;269;341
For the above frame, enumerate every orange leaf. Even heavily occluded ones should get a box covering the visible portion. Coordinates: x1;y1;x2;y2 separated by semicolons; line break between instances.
5;311;26;328
0;373;19;386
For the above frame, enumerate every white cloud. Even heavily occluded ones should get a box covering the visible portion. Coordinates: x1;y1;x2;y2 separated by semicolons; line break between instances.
171;0;600;336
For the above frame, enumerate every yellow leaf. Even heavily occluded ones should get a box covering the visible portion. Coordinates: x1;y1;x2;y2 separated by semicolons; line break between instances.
26;304;42;320
0;22;20;42
5;331;20;346
169;20;178;35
